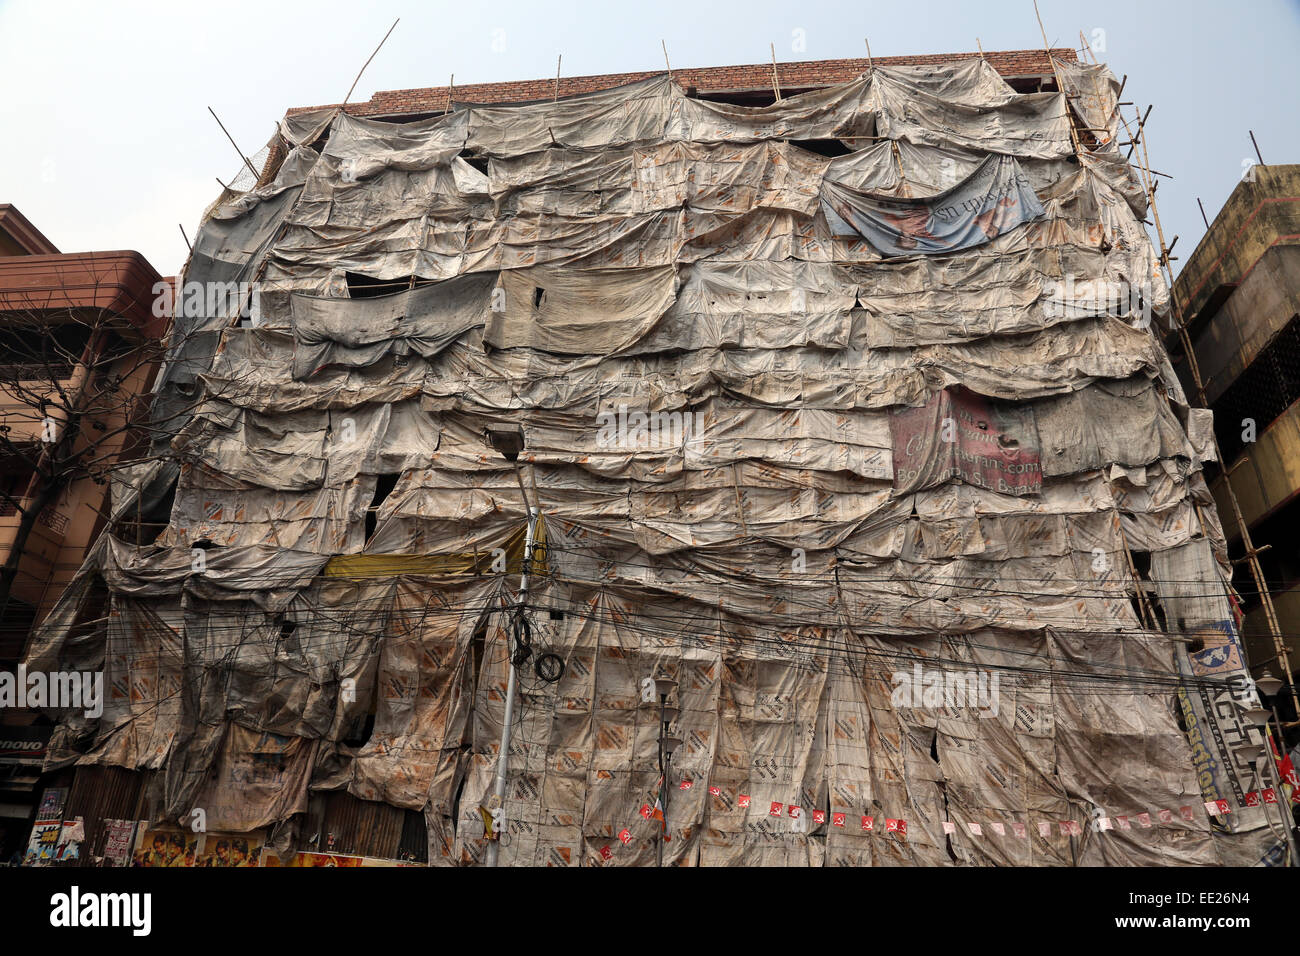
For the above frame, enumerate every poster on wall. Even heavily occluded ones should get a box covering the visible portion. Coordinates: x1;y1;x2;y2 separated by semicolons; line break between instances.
54;817;84;862
131;826;199;867
22;821;63;866
130;824;264;867
21;787;69;866
193;833;263;867
103;819;138;867
36;788;67;821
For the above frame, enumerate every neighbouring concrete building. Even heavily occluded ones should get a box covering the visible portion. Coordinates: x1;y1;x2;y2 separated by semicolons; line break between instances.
0;204;169;859
1169;166;1300;704
16;49;1295;867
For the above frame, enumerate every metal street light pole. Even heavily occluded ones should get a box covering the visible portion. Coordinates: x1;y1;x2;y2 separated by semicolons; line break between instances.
653;677;678;868
1237;683;1298;866
484;425;537;868
657;694;666;869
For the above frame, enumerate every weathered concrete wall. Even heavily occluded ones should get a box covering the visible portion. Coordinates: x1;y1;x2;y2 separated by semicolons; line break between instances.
1174;164;1300;325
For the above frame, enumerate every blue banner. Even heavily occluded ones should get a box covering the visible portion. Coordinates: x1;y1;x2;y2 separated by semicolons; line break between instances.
822;153;1044;257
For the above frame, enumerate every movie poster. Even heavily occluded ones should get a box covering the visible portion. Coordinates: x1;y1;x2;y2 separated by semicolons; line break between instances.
193;833;262;867
131;826;199;867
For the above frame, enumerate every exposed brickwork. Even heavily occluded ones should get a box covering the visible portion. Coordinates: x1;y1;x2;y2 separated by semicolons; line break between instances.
291;48;1077;120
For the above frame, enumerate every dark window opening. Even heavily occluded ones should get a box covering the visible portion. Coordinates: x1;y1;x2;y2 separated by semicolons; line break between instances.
345;272;436;299
0;322;93;379
1148;594;1170;634
0;597;37;666
1008;76;1052;94
1127;549;1168;631
397;809;428;863
470;622;487;696
365;472;400;542
119;476;177;547
1233;494;1300;616
0;452;35;515
532;287;546;309
1185;285;1237;342
457;150;489;175
1212;313;1300;464
788;139;854;158
693;90;785;107
342;712;375;748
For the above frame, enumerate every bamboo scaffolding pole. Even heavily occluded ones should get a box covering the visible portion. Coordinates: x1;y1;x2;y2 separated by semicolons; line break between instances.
1033;0;1081;154
343;17;400;106
207;106;259;181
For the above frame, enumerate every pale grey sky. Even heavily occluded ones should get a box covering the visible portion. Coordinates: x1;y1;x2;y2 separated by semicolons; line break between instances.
1;0;1296;278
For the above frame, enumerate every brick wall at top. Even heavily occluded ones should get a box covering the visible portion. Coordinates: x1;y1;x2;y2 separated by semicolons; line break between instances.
292;48;1076;119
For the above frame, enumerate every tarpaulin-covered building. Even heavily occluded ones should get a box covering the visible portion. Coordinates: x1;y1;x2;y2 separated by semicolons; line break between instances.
20;48;1289;866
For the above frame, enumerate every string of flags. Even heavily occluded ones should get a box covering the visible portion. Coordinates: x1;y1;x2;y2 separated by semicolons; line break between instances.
596;777;1296;862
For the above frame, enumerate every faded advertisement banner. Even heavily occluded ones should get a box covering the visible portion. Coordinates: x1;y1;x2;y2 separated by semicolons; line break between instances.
822;153;1044;257
890;387;1041;495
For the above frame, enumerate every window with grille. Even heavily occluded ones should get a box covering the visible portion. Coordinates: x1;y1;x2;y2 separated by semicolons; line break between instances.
1213;313;1300;464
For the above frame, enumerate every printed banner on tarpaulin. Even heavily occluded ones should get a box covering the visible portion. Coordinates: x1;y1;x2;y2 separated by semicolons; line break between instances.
1186;620;1244;677
191;726;317;832
821;153;1044;257
890;386;1041;495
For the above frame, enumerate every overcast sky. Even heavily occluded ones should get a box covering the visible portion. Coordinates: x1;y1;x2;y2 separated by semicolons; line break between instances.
1;0;1296;278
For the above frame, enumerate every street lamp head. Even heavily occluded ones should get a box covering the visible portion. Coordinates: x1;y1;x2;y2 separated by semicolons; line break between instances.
1237;707;1272;727
660;705;680;723
1235;741;1267;760
654;677;677;699
485;424;526;462
662;735;682;757
1255;671;1284;698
